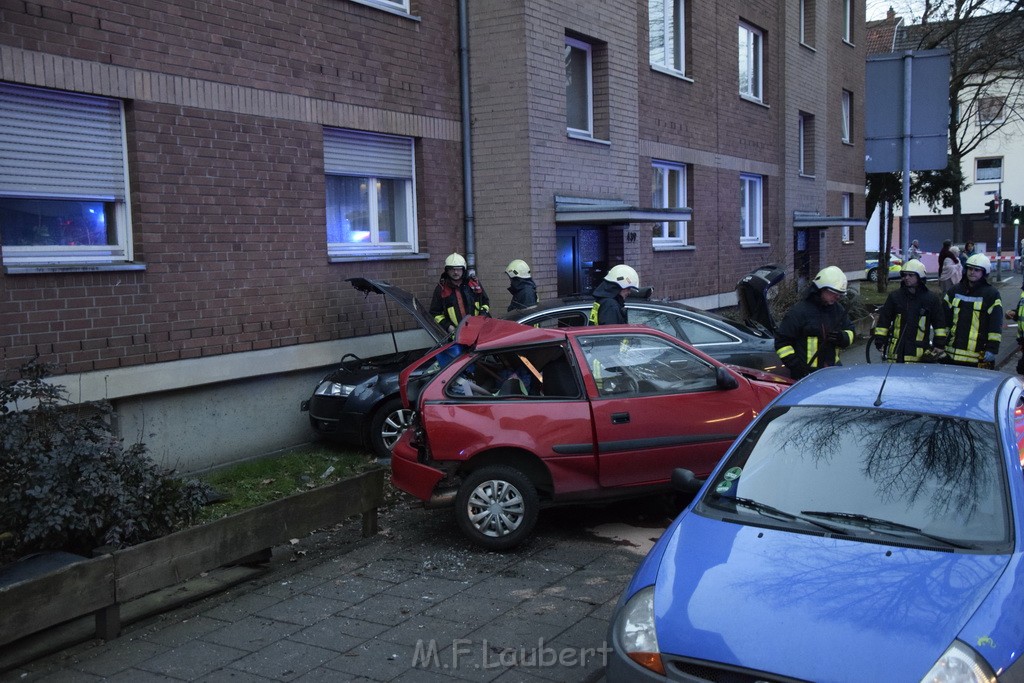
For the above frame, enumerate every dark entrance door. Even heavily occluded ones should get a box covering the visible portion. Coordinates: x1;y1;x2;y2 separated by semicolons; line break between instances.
555;226;607;297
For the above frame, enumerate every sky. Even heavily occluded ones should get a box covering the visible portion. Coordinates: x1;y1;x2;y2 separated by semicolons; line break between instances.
866;0;925;22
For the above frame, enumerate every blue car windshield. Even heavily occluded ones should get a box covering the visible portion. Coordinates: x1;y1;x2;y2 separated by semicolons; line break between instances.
698;405;1012;552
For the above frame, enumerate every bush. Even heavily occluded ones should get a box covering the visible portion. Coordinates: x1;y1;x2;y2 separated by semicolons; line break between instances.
0;359;210;564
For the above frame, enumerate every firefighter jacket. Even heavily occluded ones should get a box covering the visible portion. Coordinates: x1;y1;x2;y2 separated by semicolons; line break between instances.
506;277;538;312
774;288;855;380
589;279;628;325
943;278;1002;366
873;284;947;362
430;274;490;329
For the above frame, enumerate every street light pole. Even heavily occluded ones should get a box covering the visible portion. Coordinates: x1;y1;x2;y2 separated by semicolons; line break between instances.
997;182;1004;278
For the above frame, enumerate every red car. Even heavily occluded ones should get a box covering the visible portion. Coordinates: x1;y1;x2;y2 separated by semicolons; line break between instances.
392;316;792;550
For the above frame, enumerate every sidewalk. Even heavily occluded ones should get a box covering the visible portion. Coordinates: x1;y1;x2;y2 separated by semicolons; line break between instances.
843;271;1023;371
4;498;655;682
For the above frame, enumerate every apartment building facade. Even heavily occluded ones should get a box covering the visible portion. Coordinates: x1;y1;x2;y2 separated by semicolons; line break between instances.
0;0;866;470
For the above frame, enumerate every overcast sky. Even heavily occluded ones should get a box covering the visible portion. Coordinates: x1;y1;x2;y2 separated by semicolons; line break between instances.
866;0;925;22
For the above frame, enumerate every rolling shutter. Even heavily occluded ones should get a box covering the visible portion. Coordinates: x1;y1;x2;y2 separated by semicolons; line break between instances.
0;82;126;200
323;128;413;178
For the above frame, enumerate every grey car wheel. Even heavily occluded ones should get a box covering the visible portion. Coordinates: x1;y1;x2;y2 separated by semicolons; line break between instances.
369;397;414;460
455;465;539;551
867;267;879;282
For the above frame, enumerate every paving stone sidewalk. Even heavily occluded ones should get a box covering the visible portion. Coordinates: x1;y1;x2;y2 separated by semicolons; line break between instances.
6;498;654;682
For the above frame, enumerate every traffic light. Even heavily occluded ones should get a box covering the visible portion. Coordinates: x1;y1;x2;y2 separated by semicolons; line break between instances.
1004;198;1013;219
986;198;999;221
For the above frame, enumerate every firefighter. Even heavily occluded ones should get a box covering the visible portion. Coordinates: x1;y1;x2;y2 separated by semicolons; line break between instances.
1006;284;1024;376
943;253;1002;368
505;259;538;311
589;264;640;325
429;253;490;333
774;266;855;380
872;259;947;362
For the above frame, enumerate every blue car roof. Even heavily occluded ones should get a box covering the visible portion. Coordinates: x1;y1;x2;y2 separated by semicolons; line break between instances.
775;364;1018;422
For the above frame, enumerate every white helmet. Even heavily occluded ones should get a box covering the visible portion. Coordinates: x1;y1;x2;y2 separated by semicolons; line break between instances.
505;259;531;278
812;266;848;294
966;253;991;274
444;252;467;269
901;259;927;281
605;264;640;290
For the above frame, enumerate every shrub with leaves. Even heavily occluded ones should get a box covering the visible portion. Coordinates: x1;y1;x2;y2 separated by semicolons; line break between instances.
0;358;210;564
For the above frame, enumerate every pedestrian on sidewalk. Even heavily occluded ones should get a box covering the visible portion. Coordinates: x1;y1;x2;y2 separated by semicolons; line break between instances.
938;245;962;294
873;259;947;363
775;266;854;380
944;253;1002;368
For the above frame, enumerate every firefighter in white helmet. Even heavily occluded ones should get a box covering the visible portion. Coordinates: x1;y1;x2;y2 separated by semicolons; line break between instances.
872;259;947;363
505;259;538;311
774;266;855;379
944;253;1002;367
589;264;639;325
429;252;490;333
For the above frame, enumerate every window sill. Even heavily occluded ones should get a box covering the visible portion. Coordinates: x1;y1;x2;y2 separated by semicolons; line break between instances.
567;131;611;146
800;41;817;52
653;244;695;252
347;0;420;21
328;252;429;264
650;65;694;83
739;94;769;109
842;38;855;48
3;262;147;275
741;242;770;249
798;172;816;180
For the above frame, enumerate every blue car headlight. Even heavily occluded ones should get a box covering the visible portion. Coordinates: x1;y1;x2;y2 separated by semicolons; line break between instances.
613;585;664;675
920;641;996;683
314;381;356;398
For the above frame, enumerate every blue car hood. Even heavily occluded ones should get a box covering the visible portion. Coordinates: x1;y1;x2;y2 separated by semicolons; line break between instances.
654;513;1010;683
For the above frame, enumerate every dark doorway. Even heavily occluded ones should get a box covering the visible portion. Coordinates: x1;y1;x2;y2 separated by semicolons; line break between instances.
556;226;607;297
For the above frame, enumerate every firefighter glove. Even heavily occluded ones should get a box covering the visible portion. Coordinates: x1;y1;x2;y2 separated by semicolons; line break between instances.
827;331;851;348
984;351;996;364
873;337;885;352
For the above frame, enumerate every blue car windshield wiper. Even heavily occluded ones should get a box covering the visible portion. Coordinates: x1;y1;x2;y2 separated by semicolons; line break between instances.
707;495;848;535
800;510;974;550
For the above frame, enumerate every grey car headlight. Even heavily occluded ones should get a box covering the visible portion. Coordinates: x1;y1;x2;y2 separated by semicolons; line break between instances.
920;641;996;683
315;381;356;398
613;585;664;675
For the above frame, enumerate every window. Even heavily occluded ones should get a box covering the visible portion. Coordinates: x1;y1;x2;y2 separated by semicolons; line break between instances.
976;158;1003;183
842;193;852;243
652;161;689;247
739;23;763;102
800;0;816;46
799;112;815;176
979;96;1006;126
843;0;854;43
324;128;417;257
579;333;719;397
841;90;852;143
0;83;132;267
740;174;763;244
650;0;686;75
565;37;593;137
352;0;409;12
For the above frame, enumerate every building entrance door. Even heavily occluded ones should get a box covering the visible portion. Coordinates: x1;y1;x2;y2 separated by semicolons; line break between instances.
555;226;607;297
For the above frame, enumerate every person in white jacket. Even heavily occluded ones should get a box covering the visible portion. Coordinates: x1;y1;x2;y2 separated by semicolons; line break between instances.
938;245;962;293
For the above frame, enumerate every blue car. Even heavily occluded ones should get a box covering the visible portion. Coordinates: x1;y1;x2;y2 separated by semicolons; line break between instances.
608;364;1024;682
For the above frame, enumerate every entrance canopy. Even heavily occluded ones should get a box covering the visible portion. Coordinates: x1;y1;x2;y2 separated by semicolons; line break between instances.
555;195;692;225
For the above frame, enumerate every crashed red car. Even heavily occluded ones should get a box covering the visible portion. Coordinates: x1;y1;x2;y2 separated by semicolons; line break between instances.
391;316;792;550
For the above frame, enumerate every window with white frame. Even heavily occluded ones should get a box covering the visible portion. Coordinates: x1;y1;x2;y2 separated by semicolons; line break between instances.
652;161;689;247
650;0;685;75
841;90;852;143
740;174;763;244
0;83;132;267
976;157;1003;183
799;112;815;176
565;37;593;137
842;193;852;243
843;0;854;43
324;128;417;257
800;0;816;46
978;96;1006;126
352;0;409;12
739;22;763;102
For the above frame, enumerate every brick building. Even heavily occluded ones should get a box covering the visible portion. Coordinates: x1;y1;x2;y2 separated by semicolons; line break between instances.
0;0;865;469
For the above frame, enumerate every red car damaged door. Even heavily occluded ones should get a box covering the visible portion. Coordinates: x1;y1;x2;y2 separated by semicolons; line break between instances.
572;330;759;489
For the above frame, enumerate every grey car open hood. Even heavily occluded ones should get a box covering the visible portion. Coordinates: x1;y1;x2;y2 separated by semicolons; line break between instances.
347;277;449;345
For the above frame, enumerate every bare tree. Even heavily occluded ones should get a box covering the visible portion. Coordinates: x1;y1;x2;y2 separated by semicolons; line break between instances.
898;1;1024;242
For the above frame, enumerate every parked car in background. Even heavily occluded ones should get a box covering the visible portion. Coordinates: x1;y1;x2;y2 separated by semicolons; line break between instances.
608;364;1024;682
865;253;902;281
391;316;792;550
304;276;786;459
508;296;787;376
